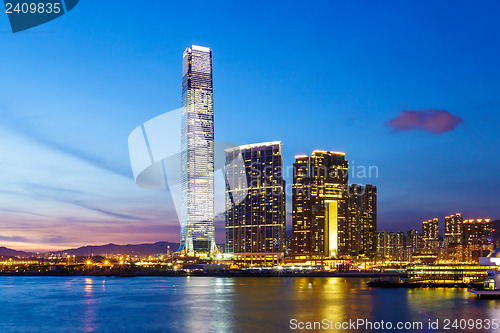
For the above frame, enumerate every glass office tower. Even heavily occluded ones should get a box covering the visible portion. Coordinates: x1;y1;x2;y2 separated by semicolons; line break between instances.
225;142;286;264
180;45;215;255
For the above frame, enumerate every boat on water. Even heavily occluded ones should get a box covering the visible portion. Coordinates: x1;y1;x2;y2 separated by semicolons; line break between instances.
367;275;410;288
468;248;500;299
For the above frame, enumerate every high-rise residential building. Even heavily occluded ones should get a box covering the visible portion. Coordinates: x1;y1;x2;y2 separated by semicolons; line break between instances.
405;229;421;260
376;232;387;259
395;232;405;261
376;231;396;259
387;232;397;258
406;229;421;250
347;184;377;257
180;45;215;255
444;213;464;262
445;213;463;246
462;218;493;262
292;151;349;258
422;218;439;250
291;155;311;257
377;229;424;261
225;142;286;264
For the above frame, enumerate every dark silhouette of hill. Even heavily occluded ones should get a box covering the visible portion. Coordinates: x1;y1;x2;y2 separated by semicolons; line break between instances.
51;241;179;256
0;247;31;257
0;241;227;257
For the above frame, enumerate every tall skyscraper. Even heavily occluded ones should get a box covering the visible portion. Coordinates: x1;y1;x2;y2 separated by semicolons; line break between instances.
347;184;377;257
422;218;439;250
225;142;286;264
292;151;349;258
180;45;215;255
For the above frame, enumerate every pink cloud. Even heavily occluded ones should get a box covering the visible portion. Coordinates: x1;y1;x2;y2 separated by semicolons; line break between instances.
387;109;463;134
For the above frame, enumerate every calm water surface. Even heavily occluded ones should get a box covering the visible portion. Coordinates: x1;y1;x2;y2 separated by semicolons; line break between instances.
0;276;499;332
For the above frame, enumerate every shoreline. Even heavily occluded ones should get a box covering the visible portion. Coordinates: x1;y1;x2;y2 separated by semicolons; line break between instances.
0;271;394;278
0;272;484;288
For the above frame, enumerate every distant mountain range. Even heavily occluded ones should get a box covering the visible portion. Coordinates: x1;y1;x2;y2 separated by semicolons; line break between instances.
0;241;227;257
0;247;31;257
52;242;180;256
0;242;178;257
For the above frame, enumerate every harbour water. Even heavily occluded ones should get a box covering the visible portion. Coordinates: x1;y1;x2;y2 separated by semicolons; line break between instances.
0;276;499;332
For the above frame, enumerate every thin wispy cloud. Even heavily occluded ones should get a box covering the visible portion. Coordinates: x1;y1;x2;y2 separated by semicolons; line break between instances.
70;203;143;221
0;106;132;178
386;109;463;134
0;235;29;242
0;208;48;219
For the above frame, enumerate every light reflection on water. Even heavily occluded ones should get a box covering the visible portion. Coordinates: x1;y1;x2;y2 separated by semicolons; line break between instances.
0;277;498;332
83;278;96;333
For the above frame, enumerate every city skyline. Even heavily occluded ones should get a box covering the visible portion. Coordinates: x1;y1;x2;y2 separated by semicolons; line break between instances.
0;1;499;251
2;4;500;333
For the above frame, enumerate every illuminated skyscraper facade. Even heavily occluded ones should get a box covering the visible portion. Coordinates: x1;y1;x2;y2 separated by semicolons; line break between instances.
292;151;349;258
180;45;215;255
444;213;463;261
462;218;493;262
405;229;422;259
346;184;377;257
376;231;396;259
225;142;286;263
422;218;439;250
445;213;463;245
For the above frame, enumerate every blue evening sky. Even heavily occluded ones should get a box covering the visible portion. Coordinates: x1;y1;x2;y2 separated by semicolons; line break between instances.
0;1;498;250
